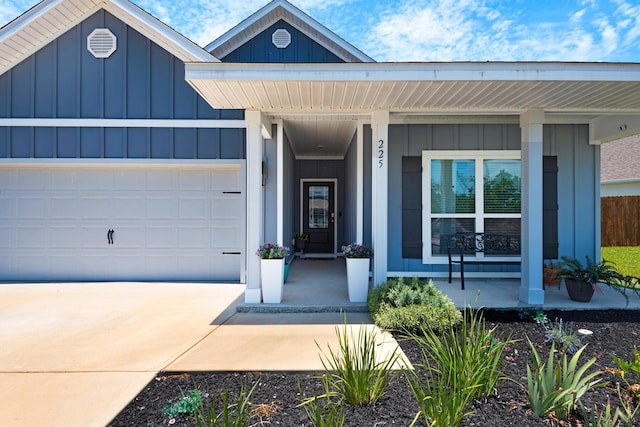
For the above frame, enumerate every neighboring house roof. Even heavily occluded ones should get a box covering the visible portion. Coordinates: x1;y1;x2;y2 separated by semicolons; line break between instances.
0;0;217;76
601;134;640;183
204;0;373;63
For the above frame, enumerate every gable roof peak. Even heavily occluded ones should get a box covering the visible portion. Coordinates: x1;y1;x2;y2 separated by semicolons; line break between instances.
0;0;217;77
205;0;373;63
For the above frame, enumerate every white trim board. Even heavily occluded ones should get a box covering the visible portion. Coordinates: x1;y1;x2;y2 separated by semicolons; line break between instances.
0;119;246;128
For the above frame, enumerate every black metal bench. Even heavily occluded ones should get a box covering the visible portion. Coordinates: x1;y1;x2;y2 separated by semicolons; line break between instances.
446;233;521;290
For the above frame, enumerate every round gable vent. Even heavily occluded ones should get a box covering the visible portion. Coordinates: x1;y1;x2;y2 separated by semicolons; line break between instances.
272;29;291;49
87;28;117;58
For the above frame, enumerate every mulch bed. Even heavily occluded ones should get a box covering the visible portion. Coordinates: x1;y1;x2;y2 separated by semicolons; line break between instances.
109;309;640;426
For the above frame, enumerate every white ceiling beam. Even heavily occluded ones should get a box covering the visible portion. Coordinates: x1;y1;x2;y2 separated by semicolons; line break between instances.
589;115;640;144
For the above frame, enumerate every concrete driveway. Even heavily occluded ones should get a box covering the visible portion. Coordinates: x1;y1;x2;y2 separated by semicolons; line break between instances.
0;282;403;426
0;282;243;426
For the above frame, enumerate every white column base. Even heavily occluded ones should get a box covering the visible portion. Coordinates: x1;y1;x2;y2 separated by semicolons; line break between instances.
519;284;544;305
244;288;262;304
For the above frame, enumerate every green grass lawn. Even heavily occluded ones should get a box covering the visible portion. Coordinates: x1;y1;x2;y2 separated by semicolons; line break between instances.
601;246;640;277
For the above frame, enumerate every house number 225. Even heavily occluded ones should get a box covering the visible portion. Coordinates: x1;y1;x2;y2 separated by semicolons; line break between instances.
378;139;385;168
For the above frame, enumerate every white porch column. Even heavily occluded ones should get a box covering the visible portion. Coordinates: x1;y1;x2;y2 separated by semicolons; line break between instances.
276;119;284;245
371;111;389;286
519;109;545;305
244;110;265;303
356;120;364;243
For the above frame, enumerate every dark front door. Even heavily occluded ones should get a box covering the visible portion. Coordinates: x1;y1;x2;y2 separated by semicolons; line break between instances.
303;182;335;254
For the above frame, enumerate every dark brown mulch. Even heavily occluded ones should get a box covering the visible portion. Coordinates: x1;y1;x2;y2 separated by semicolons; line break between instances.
109;310;640;427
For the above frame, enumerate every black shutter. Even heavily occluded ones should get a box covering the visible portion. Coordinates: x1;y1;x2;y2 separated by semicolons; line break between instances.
543;156;559;259
402;157;422;258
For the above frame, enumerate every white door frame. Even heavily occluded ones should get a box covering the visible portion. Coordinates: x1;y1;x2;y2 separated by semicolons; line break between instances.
299;178;338;256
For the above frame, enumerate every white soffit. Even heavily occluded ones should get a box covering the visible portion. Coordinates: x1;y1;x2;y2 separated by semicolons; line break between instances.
185;62;640;114
0;0;217;77
205;0;372;63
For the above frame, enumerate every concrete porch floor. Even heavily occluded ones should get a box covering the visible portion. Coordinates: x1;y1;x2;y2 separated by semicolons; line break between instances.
239;258;640;312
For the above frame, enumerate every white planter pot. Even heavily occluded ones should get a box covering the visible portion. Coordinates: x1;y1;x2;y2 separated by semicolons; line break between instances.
346;257;370;302
260;258;285;303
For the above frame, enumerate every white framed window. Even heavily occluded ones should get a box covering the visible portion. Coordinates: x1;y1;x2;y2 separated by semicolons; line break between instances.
422;150;521;264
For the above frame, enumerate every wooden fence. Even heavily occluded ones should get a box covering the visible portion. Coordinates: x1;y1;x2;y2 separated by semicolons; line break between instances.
601;196;640;246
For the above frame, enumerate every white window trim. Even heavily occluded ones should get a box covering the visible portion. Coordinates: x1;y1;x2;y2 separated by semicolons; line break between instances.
422;150;521;264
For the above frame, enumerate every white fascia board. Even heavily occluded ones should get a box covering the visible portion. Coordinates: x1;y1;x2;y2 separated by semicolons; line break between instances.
204;0;372;63
0;0;66;42
185;62;640;82
107;0;218;62
0;118;244;128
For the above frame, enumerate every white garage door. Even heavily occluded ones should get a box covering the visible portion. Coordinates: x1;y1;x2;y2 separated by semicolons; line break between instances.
0;164;245;282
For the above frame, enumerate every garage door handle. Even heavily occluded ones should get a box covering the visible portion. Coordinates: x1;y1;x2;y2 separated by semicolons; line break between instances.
107;229;114;245
223;191;241;194
222;252;241;255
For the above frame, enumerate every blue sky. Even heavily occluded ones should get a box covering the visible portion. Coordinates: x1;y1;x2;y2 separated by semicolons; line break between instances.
2;0;640;62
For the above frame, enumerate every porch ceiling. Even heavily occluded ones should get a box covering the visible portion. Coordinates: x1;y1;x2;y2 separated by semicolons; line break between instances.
185;61;640;157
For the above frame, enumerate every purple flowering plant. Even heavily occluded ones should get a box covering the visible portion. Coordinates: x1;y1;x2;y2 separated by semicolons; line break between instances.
341;243;373;258
256;243;289;259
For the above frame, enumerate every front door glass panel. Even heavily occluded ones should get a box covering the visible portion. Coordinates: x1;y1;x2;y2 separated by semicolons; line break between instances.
308;185;329;229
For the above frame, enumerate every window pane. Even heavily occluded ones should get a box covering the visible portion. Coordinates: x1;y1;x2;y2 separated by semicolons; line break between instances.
485;218;521;255
431;159;475;214
308;185;329;229
484;160;521;213
431;218;475;255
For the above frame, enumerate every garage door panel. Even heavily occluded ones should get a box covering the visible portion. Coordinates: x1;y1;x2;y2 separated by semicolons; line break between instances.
211;197;242;221
50;198;79;219
112;197;146;219
50;169;78;187
17;198;46;219
112;226;146;248
16;227;46;248
211;169;242;190
147;198;177;219
0;164;244;281
179;227;208;248
16;170;49;190
49;227;79;248
75;170;112;190
113;170;145;189
76;226;112;248
179;170;208;190
210;254;240;281
0;227;13;248
146;171;175;190
179;198;207;219
146;227;177;248
0;197;14;217
211;226;242;248
77;197;111;219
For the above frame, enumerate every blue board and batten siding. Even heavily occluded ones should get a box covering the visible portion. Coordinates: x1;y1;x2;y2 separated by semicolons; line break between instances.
221;20;345;63
0;10;245;160
385;123;596;275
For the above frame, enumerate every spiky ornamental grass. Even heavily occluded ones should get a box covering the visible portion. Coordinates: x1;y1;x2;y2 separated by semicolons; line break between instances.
314;322;403;406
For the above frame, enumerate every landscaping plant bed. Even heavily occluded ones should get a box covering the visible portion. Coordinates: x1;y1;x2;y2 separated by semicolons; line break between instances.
110;309;640;426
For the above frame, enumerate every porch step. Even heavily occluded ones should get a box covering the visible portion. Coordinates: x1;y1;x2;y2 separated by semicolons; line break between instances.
236;303;368;313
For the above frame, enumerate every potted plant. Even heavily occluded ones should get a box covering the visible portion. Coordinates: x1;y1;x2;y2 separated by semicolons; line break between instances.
342;243;373;302
543;261;560;288
553;256;620;302
256;243;289;303
294;233;309;252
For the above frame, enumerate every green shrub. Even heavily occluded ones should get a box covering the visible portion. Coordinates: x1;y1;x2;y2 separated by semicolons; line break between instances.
368;277;461;333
